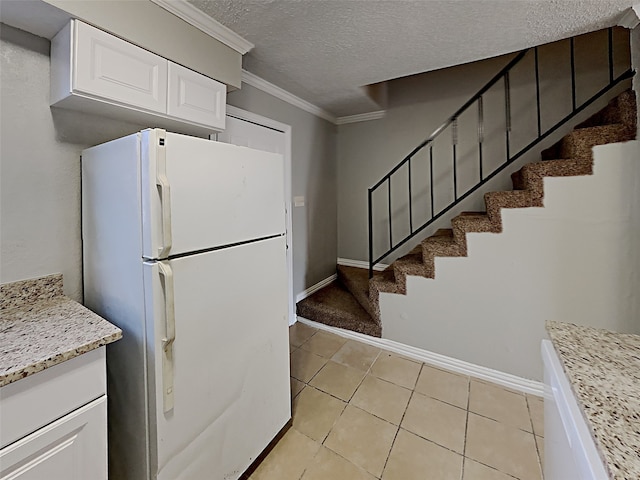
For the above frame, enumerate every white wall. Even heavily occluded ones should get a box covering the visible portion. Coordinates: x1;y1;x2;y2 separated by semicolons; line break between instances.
1;25;147;301
381;140;640;381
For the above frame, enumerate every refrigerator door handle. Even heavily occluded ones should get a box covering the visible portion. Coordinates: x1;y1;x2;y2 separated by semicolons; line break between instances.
158;260;176;412
156;133;173;259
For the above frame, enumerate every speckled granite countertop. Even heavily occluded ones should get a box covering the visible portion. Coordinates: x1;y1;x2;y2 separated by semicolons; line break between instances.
546;321;640;480
0;274;121;387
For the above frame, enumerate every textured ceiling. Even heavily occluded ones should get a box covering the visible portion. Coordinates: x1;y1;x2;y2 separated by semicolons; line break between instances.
188;0;637;117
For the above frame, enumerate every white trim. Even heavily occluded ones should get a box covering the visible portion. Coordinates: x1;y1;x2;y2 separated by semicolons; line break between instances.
296;317;544;396
337;257;389;272
221;106;295;326
336;111;386;125
150;0;254;54
241;70;337;124
295;275;337;303
618;5;640;28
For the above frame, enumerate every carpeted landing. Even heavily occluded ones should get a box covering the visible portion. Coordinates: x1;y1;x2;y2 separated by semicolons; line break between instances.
295;272;381;337
297;89;637;338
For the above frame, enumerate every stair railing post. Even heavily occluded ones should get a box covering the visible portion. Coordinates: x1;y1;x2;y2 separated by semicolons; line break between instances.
570;37;577;111
368;188;373;278
408;156;413;234
504;72;511;161
452;118;458;201
388;177;393;251
535;47;542;137
608;27;614;84
478;96;484;181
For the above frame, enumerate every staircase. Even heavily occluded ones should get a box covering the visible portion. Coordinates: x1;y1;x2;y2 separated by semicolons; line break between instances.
298;89;637;336
297;28;637;337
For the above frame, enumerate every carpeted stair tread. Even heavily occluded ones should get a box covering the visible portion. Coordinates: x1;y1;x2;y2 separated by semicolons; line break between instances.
484;190;534;224
575;90;637;131
452;212;497;235
296;281;381;337
540;139;566;161
513;158;593;205
337;265;375;318
393;252;428;289
559;123;631;160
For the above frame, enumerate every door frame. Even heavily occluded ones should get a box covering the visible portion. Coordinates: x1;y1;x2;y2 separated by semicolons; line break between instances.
224;105;295;325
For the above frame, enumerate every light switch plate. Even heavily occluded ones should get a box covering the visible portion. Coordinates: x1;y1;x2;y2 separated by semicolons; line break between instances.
294;196;305;207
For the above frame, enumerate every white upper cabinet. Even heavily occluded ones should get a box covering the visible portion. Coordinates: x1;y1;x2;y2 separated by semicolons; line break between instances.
168;62;226;128
74;21;168;113
51;20;226;134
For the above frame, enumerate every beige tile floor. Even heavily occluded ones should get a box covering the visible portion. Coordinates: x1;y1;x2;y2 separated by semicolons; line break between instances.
250;322;544;480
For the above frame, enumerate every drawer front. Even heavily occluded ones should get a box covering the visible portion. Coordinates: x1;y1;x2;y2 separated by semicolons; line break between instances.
0;397;107;480
167;62;226;130
74;20;167;113
0;348;106;449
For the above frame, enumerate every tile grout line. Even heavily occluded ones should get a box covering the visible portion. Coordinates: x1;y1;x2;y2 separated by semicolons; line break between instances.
378;361;425;478
526;395;545;478
460;376;471;479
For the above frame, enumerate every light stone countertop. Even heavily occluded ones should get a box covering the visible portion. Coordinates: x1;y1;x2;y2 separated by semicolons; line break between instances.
546;321;640;480
0;274;122;387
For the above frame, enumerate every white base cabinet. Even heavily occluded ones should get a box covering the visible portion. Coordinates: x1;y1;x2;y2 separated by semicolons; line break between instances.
51;20;226;137
0;348;108;480
0;398;106;480
542;340;608;480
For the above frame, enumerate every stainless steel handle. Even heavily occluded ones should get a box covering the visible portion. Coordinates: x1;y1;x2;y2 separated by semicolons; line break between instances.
156;131;172;258
158;261;175;412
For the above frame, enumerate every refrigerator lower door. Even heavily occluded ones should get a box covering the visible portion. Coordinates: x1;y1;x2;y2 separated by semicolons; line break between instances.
143;236;290;480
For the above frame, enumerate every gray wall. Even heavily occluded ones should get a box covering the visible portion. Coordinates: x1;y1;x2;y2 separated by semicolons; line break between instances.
227;84;338;295
1;25;147;301
338;28;632;265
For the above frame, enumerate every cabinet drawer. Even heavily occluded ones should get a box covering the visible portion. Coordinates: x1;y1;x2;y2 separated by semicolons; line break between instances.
0;348;106;449
167;62;226;129
0;396;107;480
74;21;167;113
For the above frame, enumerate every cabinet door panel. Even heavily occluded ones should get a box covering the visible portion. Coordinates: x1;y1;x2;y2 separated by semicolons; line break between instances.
74;21;167;113
0;397;107;480
167;62;226;129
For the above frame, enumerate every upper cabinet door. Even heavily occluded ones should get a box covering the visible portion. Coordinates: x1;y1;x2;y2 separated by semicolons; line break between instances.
74;21;167;114
167;62;226;130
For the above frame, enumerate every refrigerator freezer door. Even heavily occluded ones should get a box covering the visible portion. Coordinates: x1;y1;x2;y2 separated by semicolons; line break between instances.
141;130;286;259
143;236;291;480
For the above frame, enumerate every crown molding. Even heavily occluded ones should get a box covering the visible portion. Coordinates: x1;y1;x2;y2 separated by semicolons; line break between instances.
618;4;640;28
241;70;337;124
336;110;387;125
150;0;254;54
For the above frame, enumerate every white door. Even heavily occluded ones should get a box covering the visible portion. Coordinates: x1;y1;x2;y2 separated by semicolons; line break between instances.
140;129;286;260
217;112;295;325
143;237;290;480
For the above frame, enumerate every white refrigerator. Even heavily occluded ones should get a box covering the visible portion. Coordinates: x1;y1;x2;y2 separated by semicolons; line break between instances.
82;129;291;480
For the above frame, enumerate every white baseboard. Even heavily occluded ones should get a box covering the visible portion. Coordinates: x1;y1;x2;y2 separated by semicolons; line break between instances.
337;258;389;272
295;274;337;303
296;317;544;396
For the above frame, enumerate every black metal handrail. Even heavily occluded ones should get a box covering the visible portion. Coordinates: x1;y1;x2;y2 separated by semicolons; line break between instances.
368;27;634;277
